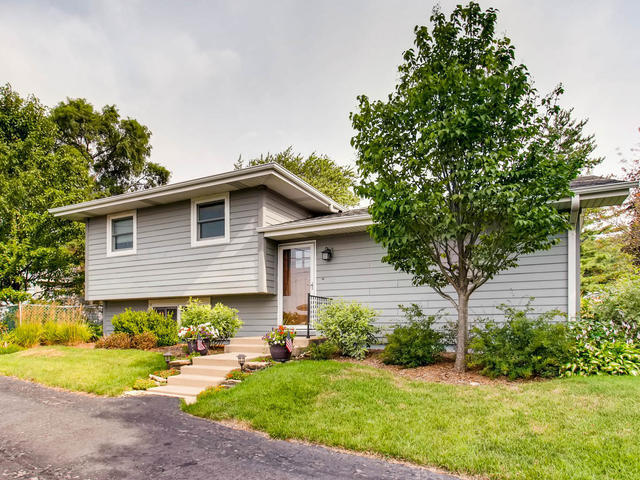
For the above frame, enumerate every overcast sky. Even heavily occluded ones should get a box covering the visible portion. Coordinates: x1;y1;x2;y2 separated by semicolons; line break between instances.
1;0;638;183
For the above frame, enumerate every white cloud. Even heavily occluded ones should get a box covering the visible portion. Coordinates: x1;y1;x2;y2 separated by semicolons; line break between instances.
0;0;637;182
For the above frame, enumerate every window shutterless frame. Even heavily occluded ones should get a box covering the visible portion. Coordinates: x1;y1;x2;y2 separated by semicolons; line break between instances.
191;192;230;247
106;210;137;257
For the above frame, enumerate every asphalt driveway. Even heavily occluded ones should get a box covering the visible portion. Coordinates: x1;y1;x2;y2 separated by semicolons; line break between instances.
0;376;459;480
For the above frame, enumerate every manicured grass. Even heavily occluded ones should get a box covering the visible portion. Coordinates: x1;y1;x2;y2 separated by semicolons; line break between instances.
0;346;166;396
185;360;640;480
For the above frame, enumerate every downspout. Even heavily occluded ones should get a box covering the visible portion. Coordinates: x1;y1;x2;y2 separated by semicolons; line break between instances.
567;195;581;320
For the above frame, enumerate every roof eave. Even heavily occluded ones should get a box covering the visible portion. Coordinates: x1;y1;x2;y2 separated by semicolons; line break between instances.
49;163;345;220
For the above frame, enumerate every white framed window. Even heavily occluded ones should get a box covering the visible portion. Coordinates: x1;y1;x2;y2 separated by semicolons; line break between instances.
106;211;137;257
191;193;230;247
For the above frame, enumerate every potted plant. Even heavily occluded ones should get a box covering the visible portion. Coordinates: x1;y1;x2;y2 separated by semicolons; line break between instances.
178;323;219;355
263;326;296;362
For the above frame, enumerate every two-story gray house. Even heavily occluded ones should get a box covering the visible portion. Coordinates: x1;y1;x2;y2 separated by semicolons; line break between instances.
50;164;634;337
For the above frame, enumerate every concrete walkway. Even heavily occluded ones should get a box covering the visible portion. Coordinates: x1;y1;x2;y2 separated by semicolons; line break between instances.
0;376;460;480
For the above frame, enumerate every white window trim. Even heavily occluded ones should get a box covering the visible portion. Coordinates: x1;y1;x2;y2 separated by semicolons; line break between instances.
106;210;137;257
191;192;230;247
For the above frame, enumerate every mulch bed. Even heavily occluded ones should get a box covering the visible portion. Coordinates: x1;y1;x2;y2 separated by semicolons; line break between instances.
338;351;526;386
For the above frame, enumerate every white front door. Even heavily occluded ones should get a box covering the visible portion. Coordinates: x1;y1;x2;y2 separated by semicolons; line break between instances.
277;242;316;328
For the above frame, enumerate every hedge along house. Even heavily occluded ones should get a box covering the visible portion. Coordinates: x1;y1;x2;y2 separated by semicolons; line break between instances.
50;164;634;338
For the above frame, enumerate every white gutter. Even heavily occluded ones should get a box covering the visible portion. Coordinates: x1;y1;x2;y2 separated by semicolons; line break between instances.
567;195;581;320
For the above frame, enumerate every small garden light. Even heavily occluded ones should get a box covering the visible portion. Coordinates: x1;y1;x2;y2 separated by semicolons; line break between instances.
321;247;333;261
237;353;246;371
163;352;172;368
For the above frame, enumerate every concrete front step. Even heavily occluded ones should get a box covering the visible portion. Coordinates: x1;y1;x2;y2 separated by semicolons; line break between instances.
225;344;269;354
167;374;225;388
143;351;266;403
145;384;202;404
191;352;264;367
180;365;232;377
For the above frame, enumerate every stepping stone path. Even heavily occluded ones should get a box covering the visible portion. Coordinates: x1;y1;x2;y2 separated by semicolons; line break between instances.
145;336;312;404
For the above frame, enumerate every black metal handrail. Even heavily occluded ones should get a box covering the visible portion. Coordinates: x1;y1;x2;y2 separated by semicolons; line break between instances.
306;293;332;338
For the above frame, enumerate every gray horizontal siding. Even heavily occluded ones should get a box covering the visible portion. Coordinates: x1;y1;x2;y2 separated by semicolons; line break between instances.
261;189;307;294
262;189;310;226
86;189;262;300
209;295;278;337
315;232;569;332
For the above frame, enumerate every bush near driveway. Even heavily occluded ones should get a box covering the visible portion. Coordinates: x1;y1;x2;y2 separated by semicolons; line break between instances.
314;300;380;360
468;304;571;380
0;346;165;396
381;304;445;368
184;360;640;480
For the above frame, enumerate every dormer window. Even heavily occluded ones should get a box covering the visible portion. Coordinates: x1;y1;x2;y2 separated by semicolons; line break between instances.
106;211;137;256
191;193;230;246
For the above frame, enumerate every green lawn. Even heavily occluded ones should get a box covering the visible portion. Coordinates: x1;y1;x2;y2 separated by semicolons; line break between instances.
0;346;166;396
185;360;640;480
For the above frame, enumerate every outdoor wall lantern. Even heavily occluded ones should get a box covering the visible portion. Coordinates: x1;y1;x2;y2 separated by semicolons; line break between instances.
237;353;246;372
321;247;333;262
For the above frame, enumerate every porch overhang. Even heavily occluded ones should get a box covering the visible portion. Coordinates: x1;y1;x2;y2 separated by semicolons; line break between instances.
258;215;372;240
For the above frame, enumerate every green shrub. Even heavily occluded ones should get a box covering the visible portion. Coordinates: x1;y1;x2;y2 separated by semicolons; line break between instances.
0;344;23;355
112;309;178;346
564;341;640;376
180;299;243;339
41;321;92;345
12;323;43;347
132;378;157;390
468;305;571;380
307;341;340;360
381;304;445;367
131;332;158;350
315;300;380;359
581;277;640;344
95;332;132;349
561;282;640;376
88;322;103;341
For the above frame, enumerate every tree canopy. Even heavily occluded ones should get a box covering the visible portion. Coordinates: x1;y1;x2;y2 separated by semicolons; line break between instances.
51;98;170;196
581;208;635;295
350;3;598;370
0;85;92;299
0;85;171;301
235;147;359;207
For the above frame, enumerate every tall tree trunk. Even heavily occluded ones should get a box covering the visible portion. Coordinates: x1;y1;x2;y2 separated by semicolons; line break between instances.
454;291;469;372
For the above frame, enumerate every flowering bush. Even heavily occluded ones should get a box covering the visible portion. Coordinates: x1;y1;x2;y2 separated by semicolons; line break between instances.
178;322;219;341
262;325;296;346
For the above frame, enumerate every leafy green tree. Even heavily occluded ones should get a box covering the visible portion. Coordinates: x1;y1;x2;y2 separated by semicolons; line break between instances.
0;85;93;298
581;208;635;294
235;147;359;207
51;98;170;196
350;3;598;371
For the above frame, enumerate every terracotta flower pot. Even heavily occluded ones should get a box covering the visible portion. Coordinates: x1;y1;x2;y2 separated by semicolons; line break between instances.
269;344;291;362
